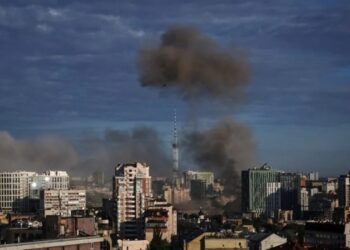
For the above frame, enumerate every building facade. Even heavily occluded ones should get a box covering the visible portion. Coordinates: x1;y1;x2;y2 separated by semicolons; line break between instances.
280;173;299;211
40;189;86;217
0;171;36;212
144;199;177;242
29;171;69;199
113;162;152;239
338;173;350;207
0;171;70;213
241;164;281;216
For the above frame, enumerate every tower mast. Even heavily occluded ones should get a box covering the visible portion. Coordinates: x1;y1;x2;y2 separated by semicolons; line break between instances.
172;109;179;174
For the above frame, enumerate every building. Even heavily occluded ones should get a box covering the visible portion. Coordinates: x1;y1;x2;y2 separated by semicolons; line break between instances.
183;171;214;188
241;164;281;217
0;236;104;250
183;232;247;250
298;187;309;213
280;173;299;211
307;172;319;181
304;222;350;249
190;179;207;200
29;171;69;199
144;199;177;243
113;162;152;239
0;171;70;213
163;185;190;204
333;207;350;223
248;233;287;250
309;192;338;221
44;215;96;239
338;173;350;207
92;170;105;187
117;239;149;250
0;171;36;212
40;189;86;217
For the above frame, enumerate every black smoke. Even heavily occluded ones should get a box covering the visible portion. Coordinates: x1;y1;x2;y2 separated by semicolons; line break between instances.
138;25;249;100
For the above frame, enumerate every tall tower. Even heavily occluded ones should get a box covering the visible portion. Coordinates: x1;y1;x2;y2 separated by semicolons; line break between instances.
172;109;179;174
172;109;180;188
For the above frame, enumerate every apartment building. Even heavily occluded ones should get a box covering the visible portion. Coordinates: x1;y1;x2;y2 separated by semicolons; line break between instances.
113;162;152;239
40;189;86;217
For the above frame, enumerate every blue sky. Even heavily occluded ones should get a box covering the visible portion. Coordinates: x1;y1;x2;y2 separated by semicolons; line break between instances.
0;0;349;176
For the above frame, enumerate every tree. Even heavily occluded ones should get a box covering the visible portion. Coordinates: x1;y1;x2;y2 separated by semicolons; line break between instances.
149;227;170;250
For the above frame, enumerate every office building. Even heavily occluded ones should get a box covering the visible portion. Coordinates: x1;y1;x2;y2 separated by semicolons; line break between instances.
40;189;86;217
113;162;152;239
338;173;350;207
280;173;299;211
0;171;36;212
241;164;281;216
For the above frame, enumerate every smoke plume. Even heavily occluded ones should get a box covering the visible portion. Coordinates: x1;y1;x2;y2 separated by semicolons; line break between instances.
0;128;171;177
138;26;249;100
183;118;255;196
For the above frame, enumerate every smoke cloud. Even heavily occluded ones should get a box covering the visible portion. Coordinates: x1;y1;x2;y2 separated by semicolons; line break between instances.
183;118;255;196
0;128;171;177
138;26;249;100
0;131;80;172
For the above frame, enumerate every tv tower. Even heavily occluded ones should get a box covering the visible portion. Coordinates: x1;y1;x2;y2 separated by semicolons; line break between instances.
172;109;179;181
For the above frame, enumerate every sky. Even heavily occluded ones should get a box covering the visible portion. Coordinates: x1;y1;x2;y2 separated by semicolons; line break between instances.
0;0;349;176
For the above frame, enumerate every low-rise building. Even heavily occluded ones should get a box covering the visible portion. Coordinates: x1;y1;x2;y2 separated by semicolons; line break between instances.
40;189;86;217
144;199;177;242
117;239;149;250
184;232;247;250
44;215;96;239
248;233;287;250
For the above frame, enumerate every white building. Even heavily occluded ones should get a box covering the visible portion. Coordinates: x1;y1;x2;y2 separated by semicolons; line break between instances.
266;182;281;217
0;171;36;212
249;233;287;250
40;189;86;217
0;170;70;212
29;171;69;199
113;162;152;239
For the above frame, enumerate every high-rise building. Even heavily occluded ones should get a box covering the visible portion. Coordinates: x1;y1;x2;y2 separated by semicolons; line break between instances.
241;164;281;217
280;173;299;211
40;189;86;217
113;162;152;239
338;173;350;207
0;171;36;212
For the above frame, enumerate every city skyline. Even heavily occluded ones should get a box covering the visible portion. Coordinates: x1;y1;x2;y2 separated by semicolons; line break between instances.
0;0;350;176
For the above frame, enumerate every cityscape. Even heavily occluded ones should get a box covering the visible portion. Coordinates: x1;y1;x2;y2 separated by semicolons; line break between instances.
1;162;350;249
1;0;350;250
